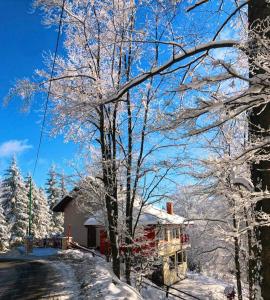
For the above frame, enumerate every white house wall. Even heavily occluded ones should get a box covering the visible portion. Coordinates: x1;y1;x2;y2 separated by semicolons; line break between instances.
64;199;88;247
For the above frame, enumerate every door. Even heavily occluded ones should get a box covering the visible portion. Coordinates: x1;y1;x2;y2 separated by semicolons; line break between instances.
87;226;96;248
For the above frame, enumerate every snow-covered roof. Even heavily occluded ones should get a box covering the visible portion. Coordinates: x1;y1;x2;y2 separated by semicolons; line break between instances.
84;203;185;227
139;205;185;225
54;182;186;226
84;210;104;226
53;195;73;212
84;217;103;226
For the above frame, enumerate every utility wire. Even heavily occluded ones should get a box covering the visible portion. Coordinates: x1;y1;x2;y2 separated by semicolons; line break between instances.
32;0;66;177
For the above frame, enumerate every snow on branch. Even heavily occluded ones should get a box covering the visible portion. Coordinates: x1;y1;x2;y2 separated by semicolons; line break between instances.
186;0;209;12
103;40;238;105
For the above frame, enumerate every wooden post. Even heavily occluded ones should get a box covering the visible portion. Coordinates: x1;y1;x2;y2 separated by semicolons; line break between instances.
166;286;169;298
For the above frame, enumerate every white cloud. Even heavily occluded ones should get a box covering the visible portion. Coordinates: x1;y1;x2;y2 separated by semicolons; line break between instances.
0;139;33;157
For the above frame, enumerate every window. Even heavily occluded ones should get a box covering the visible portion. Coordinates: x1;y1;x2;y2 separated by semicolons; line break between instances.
177;251;182;265
157;228;163;240
170;227;180;239
177;251;187;265
176;228;180;239
183;251;187;262
169;254;176;270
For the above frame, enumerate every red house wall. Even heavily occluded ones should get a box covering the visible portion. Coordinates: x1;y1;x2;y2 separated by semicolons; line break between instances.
99;229;110;255
132;225;157;256
100;225;158;256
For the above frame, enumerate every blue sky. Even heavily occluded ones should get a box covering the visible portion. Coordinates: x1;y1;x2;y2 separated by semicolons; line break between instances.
0;0;78;187
0;0;239;190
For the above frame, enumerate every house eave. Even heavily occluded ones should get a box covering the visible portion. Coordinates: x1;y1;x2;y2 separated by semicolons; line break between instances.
52;195;73;212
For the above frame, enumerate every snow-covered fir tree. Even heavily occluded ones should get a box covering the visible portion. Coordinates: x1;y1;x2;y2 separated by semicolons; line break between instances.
1;159;17;229
60;172;67;198
37;188;51;237
1;158;29;245
25;176;50;239
46;165;63;234
0;201;9;251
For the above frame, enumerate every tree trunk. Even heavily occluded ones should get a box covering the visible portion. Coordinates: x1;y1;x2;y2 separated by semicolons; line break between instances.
125;90;133;285
248;1;270;298
243;207;253;300
124;10;135;283
100;105;120;278
234;235;243;300
233;211;243;300
106;193;120;278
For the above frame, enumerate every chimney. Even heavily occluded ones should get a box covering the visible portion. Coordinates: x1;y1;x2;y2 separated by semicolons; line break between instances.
166;202;174;215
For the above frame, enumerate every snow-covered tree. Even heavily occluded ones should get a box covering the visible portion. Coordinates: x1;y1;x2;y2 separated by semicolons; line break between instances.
1;158;29;245
60;172;67;198
7;0;270;294
25;176;50;239
172;116;261;300
0;201;9;251
37;188;51;237
1;159;17;227
46;165;63;234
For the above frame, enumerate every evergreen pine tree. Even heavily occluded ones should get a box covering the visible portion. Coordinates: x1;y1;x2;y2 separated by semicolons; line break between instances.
1;158;29;245
37;188;51;238
25;176;50;239
60;171;67;198
46;165;64;234
0;201;9;251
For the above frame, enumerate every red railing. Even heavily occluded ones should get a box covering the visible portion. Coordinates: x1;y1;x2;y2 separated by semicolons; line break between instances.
180;233;189;244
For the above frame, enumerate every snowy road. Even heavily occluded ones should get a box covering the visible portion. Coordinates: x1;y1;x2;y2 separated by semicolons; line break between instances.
0;259;78;300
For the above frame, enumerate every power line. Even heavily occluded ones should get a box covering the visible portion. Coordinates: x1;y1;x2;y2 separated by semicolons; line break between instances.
32;0;66;177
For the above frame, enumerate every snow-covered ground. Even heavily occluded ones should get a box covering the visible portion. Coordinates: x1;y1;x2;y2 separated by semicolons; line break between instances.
176;272;249;300
55;250;143;300
52;249;244;300
170;272;229;300
1;247;247;300
140;272;249;300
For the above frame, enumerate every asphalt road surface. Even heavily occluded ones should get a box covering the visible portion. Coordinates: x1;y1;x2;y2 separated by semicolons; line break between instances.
0;259;70;300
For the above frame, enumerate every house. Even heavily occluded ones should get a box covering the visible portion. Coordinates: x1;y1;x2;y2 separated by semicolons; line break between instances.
53;193;190;285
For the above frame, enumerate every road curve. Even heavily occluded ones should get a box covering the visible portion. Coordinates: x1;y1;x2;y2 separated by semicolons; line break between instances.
0;259;73;300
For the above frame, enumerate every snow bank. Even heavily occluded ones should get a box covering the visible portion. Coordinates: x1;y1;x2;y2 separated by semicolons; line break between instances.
58;250;143;300
53;250;243;300
140;272;246;300
176;272;228;299
139;278;168;300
